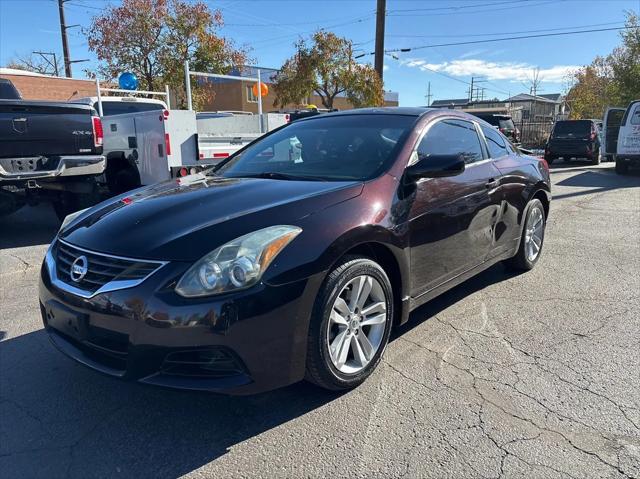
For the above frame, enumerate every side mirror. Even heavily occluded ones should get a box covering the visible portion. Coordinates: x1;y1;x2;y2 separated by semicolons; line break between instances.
405;154;466;181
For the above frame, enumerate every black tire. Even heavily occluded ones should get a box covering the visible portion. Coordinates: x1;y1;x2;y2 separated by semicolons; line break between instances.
615;158;629;175
544;155;555;165
590;147;601;165
305;256;394;391
109;167;140;195
52;187;100;221
504;198;546;272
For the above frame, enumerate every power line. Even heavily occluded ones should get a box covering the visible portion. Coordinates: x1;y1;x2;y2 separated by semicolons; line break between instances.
223;12;375;27
387;0;522;14
385;21;625;39
387;0;560;17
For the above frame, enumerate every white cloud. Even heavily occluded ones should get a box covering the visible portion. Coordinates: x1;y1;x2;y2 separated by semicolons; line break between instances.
383;64;389;71
401;58;578;84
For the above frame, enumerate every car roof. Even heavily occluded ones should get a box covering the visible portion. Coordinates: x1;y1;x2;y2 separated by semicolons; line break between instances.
324;107;434;117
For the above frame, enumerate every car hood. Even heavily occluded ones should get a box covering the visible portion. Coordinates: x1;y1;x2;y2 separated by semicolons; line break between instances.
61;174;363;261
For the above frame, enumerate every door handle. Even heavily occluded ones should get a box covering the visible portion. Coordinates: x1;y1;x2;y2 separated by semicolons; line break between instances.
486;179;500;189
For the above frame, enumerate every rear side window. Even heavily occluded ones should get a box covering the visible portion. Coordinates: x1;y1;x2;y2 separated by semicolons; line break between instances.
552;121;591;138
481;125;508;158
95;101;164;116
417;119;484;164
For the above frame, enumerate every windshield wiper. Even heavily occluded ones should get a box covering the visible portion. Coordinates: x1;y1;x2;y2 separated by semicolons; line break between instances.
237;172;327;181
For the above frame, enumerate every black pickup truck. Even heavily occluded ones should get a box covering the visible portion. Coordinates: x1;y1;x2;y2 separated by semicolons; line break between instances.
0;78;105;220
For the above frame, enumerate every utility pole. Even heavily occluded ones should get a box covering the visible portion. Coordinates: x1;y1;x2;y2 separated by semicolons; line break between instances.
374;0;386;82
425;82;432;106
57;0;72;77
469;76;487;102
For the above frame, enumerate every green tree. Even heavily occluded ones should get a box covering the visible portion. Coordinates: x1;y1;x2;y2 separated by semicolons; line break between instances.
272;31;384;110
567;12;640;118
85;0;246;108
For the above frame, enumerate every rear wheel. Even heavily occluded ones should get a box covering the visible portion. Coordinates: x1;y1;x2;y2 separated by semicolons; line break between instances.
590;147;601;165
615;157;629;175
544;155;555;165
504;198;546;271
306;257;393;391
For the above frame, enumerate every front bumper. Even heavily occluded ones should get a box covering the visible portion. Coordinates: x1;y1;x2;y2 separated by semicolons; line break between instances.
0;155;105;181
617;154;640;166
39;248;324;395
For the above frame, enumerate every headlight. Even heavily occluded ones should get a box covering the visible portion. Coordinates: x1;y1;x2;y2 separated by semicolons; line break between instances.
59;208;89;233
175;225;302;298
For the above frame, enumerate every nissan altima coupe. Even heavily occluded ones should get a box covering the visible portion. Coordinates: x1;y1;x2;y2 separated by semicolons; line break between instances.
40;108;551;394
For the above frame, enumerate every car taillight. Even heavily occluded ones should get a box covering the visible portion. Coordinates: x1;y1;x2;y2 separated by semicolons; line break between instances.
165;133;171;156
92;116;103;148
540;158;550;173
285;114;290;123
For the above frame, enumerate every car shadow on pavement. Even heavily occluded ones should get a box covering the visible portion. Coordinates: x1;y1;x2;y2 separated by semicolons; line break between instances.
0;204;59;249
552;169;640;201
0;263;520;478
0;327;342;478
393;263;519;340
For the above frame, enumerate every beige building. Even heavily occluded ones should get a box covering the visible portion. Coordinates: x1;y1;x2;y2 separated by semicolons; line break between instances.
0;67;399;112
198;66;399;113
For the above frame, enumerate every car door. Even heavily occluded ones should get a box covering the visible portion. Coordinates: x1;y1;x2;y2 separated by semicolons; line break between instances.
407;118;503;298
603;107;626;158
479;124;521;259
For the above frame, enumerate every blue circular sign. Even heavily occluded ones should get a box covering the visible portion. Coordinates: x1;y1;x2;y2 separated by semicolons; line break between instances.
118;72;138;91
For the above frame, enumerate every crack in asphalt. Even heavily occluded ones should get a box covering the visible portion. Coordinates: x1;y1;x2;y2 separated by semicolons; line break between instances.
390;303;639;478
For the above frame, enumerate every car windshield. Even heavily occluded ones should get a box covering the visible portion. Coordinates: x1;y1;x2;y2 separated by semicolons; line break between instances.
95;101;164;116
213;114;416;181
553;121;591;138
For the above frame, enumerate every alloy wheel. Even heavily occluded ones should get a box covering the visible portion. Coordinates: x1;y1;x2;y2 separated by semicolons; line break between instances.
326;275;388;374
524;205;544;262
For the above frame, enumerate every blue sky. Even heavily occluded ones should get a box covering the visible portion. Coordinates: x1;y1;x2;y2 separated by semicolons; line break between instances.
0;0;638;106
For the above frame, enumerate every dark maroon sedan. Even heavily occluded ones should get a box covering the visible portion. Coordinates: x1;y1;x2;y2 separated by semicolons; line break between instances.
40;108;551;394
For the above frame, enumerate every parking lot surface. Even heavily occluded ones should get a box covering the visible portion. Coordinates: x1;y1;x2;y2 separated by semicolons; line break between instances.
1;163;639;479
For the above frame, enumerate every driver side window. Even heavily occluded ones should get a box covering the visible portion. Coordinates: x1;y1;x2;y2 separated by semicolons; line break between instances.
416;119;484;164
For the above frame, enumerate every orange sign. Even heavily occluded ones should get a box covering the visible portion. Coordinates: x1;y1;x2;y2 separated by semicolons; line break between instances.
252;82;269;98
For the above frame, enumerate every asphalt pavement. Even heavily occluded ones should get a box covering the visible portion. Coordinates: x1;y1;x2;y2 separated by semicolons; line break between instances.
1;162;639;478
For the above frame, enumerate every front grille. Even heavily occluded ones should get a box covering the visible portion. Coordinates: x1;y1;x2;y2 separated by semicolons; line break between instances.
54;240;164;294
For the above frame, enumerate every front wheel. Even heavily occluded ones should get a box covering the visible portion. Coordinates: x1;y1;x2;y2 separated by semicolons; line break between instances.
305;257;394;391
504;198;546;271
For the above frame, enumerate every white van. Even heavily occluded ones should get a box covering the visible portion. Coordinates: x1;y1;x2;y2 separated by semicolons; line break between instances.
604;100;640;174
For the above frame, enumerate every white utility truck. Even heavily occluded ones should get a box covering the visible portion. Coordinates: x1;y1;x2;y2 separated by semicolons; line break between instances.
72;86;289;194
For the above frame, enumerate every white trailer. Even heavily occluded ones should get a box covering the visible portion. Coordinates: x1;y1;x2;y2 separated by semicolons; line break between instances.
98;108;288;192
